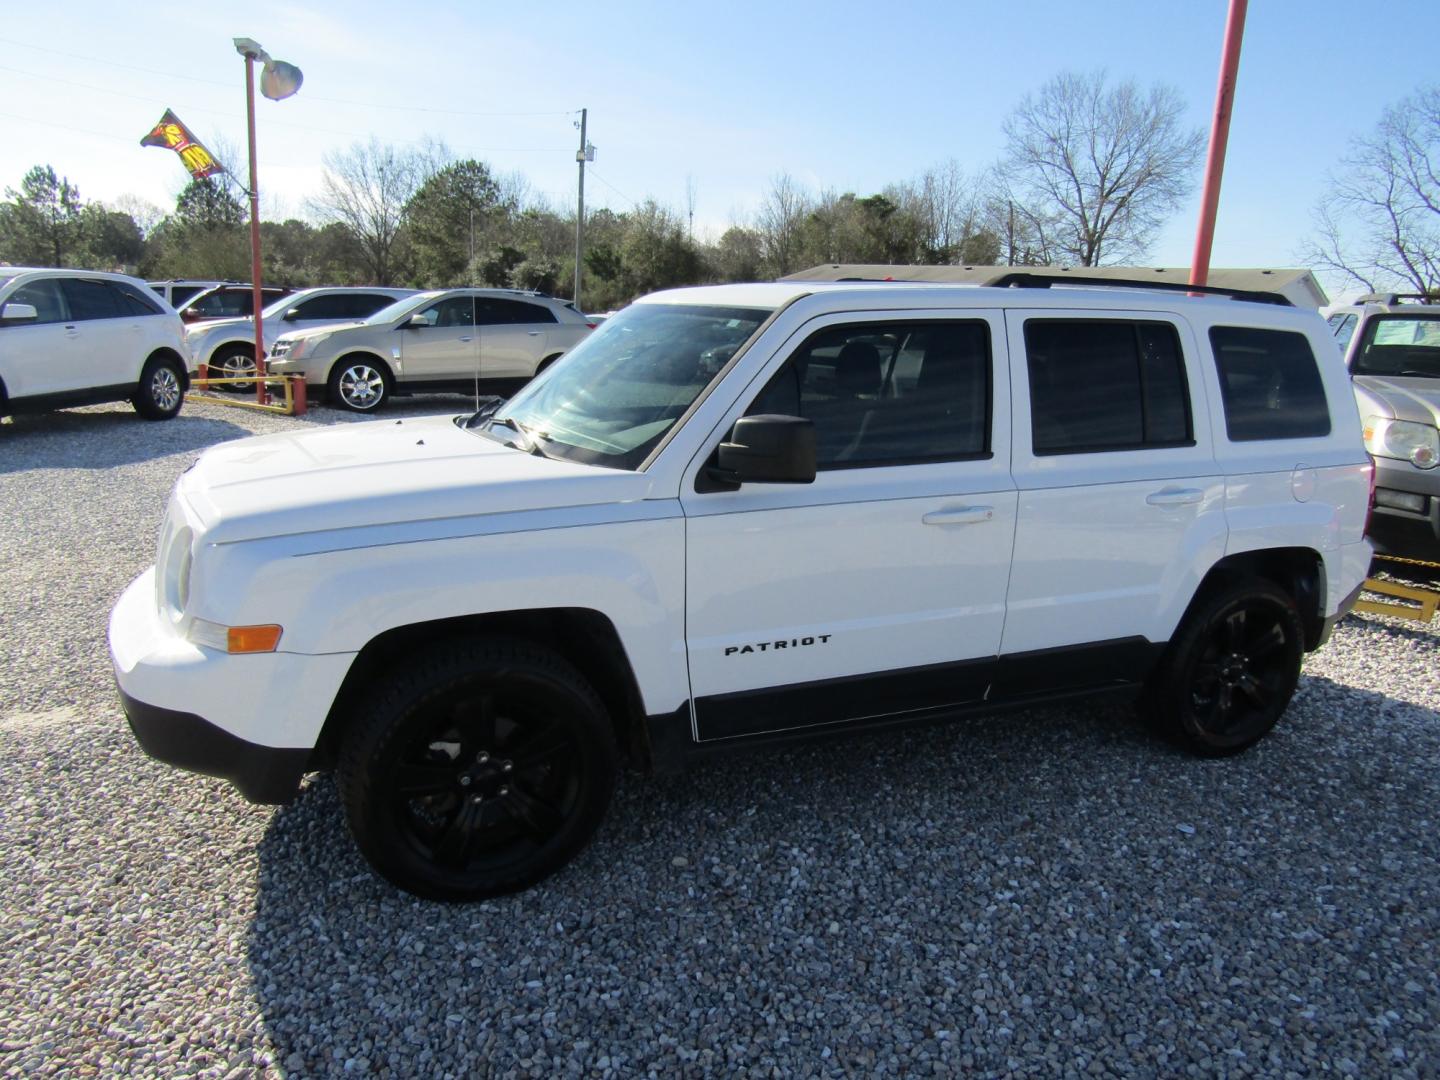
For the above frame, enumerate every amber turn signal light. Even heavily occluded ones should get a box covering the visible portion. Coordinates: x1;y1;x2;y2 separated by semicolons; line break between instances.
227;624;283;653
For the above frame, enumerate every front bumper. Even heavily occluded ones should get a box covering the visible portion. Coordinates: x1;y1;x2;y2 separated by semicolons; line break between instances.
109;568;355;804
1368;456;1440;563
119;688;310;804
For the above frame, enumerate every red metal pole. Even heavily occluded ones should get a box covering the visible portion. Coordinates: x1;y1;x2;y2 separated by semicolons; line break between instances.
244;54;267;404
1189;0;1248;290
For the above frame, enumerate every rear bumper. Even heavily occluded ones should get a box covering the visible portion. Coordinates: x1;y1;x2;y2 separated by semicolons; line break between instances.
119;687;309;804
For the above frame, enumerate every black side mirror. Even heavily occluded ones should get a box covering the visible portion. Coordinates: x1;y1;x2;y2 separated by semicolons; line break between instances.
709;414;816;487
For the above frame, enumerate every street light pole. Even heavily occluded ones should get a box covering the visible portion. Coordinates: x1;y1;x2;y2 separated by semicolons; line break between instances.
241;51;265;404
233;37;302;406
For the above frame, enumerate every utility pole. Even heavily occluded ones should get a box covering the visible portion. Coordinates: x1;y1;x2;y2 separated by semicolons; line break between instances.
1190;0;1248;290
574;108;588;310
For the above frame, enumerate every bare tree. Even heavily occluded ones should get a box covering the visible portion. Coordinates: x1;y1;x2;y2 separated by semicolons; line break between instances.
1302;86;1440;294
309;139;431;284
756;173;810;276
1000;71;1203;266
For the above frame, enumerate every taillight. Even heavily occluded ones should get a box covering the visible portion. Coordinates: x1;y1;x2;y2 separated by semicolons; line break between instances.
586;322;597;330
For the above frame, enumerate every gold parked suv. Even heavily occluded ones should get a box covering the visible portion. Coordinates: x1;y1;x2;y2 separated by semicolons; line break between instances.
266;288;595;411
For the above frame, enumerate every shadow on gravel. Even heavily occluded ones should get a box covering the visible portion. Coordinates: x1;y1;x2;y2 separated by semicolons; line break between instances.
247;689;1440;1075
0;410;254;471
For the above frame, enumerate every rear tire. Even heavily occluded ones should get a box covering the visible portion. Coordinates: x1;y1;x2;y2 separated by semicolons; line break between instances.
1146;577;1304;756
132;356;185;420
338;637;617;901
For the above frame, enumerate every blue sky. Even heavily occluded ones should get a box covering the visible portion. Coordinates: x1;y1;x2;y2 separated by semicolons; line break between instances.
2;0;1438;293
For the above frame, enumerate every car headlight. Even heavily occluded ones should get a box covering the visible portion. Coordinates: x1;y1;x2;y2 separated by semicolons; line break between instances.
1364;416;1440;469
283;334;328;361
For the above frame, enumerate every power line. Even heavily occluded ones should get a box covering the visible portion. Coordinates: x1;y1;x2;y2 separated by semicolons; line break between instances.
0;36;578;119
586;167;639;209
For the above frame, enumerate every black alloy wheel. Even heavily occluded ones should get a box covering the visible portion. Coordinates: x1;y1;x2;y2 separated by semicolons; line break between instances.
1149;578;1304;756
339;638;616;900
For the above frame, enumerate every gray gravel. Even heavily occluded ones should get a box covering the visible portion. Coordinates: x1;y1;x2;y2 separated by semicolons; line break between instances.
2;399;1439;1078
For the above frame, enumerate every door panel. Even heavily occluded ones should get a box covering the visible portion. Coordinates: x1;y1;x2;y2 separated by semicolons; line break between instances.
399;296;478;382
681;311;1015;742
1000;309;1226;657
1;279;84;396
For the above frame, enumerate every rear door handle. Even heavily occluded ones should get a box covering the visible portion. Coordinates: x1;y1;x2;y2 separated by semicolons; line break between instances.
1146;487;1205;507
922;505;994;526
458;336;473;342
527;331;543;336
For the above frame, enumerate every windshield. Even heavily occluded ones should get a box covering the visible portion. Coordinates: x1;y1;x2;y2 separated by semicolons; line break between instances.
364;291;444;326
1352;315;1440;379
483;302;772;470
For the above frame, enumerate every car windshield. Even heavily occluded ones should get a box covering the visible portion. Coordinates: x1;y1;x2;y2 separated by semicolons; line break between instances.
364;291;444;326
1352;315;1440;380
475;302;772;470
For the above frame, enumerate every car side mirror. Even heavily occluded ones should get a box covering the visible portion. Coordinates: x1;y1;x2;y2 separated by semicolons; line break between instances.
710;414;816;486
1;302;38;324
282;308;302;321
406;313;432;329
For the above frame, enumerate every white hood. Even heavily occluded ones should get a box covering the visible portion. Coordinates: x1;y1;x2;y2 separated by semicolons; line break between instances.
178;414;656;544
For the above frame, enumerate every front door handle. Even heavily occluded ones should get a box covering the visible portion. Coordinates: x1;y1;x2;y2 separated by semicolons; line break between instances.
458;336;473;342
527;331;543;336
1146;487;1205;507
922;505;994;526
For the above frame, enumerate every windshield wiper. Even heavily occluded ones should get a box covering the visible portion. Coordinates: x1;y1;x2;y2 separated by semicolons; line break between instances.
485;414;546;455
462;397;504;428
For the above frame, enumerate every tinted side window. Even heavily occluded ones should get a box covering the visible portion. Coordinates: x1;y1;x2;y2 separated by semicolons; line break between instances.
188;289;249;318
1026;320;1192;454
60;278;128;321
5;279;69;325
1327;312;1358;352
112;281;165;316
291;294;355;320
340;293;397;318
512;301;557;324
169;285;206;308
1209;326;1331;441
748;321;990;469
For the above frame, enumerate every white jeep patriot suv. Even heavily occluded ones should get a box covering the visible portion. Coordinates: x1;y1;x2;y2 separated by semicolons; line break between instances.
110;275;1374;901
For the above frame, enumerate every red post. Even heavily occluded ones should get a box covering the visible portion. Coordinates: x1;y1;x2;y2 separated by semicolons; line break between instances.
1189;0;1248;290
292;377;307;416
244;54;268;405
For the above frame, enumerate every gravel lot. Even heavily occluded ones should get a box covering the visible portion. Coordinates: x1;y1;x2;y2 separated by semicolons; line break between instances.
2;399;1438;1078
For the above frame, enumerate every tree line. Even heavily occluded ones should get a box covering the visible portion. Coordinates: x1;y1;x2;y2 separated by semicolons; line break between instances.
2;72;1435;308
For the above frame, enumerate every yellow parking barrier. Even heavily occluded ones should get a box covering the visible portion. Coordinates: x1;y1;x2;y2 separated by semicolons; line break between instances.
187;374;306;415
1355;555;1440;623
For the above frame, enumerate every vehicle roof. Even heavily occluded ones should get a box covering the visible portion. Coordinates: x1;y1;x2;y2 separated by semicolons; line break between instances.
4;266;151;284
638;281;1323;323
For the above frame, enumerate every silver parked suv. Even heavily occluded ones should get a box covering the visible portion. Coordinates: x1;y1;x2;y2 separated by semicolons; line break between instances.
266;288;594;411
1325;292;1440;563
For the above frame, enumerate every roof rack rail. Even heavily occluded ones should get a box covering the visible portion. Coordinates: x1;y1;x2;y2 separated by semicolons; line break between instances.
984;271;1293;307
1357;291;1440;305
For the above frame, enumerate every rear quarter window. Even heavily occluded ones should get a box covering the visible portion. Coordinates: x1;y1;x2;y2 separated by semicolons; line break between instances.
1208;326;1330;441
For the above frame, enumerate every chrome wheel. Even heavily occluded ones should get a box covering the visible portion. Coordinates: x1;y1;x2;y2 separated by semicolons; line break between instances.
335;363;386;411
213;348;256;392
150;367;181;412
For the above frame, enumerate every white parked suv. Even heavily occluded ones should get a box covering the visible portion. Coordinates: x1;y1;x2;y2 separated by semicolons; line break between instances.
1;268;190;420
185;286;417;382
1324;292;1440;563
110;275;1373;899
265;288;594;411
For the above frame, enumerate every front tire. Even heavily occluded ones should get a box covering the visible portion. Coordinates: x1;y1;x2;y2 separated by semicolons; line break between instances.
338;638;617;901
132;356;185;420
1147;577;1304;756
328;357;390;412
210;344;257;393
